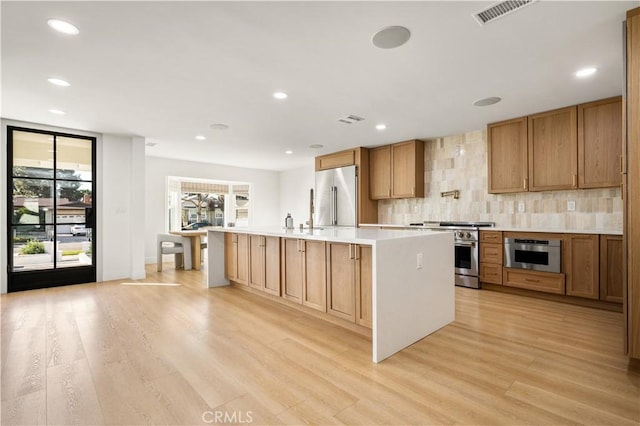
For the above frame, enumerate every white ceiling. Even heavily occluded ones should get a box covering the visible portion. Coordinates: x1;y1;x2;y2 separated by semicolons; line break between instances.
1;1;637;171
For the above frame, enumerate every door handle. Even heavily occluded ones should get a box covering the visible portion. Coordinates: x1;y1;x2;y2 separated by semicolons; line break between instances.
333;186;338;225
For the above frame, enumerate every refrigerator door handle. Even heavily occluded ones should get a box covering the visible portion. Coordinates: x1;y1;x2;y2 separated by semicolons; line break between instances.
333;186;338;225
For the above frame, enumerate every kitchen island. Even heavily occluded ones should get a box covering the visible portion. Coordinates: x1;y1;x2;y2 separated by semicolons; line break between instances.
207;227;454;362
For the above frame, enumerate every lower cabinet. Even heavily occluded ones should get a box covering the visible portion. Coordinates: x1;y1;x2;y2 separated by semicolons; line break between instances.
249;235;280;296
503;268;565;294
326;243;372;328
281;238;327;311
479;231;503;285
564;234;599;299
600;235;623;303
224;232;248;285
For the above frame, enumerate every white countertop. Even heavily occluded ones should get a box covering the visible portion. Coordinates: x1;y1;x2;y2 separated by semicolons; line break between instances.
360;223;623;236
208;226;449;244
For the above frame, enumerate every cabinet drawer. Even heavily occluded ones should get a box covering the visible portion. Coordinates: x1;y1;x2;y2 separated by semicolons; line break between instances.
480;230;503;244
480;263;503;285
480;243;503;264
315;150;355;170
503;268;565;294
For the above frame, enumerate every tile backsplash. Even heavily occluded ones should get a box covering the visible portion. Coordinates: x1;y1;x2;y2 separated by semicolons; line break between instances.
378;130;623;231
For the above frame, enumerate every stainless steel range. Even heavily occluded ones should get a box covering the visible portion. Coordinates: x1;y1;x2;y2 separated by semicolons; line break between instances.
409;221;495;289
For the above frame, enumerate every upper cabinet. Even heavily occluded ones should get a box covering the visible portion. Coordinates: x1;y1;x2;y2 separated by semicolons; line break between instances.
487;97;622;194
369;145;391;199
369;139;424;199
488;117;528;193
528;106;578;191
578;97;623;189
315;149;355;171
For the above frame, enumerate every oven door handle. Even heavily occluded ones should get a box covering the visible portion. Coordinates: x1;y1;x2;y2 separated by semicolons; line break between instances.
456;242;476;247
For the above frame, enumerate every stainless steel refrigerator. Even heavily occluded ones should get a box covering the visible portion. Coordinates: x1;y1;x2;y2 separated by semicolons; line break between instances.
315;165;357;227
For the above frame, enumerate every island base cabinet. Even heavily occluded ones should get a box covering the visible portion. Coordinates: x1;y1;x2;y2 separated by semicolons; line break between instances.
356;246;373;328
224;233;248;285
327;243;373;328
281;238;327;311
249;235;280;296
503;268;565;294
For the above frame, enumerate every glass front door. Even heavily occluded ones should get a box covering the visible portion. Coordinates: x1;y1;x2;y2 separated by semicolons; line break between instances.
7;126;96;292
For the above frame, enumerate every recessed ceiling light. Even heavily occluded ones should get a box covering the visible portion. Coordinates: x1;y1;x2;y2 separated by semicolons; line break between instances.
47;78;70;87
473;97;502;107
285;150;293;155
48;109;66;115
376;123;387;130
210;123;229;130
273;92;288;100
195;135;206;141
372;26;411;49
309;144;324;149
575;67;597;78
47;19;79;35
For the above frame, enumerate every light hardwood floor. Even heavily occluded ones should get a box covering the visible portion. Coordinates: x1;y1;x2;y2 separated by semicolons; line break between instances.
1;265;639;425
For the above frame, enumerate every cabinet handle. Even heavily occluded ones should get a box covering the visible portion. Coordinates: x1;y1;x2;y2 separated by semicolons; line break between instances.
525;278;540;283
300;240;305;253
348;244;354;260
296;239;300;252
355;245;360;260
523;178;527;190
572;174;577;188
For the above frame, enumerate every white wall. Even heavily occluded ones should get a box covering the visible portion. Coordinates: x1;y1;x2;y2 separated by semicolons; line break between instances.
99;134;146;281
144;156;280;263
278;164;315;228
0;119;145;293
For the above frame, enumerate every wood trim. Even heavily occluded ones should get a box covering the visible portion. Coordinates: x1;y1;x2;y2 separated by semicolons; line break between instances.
629;7;640;18
355;147;378;225
503;231;563;240
315;149;356;171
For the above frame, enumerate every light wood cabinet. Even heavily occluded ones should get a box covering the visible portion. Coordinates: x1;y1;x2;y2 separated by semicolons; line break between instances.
369;145;391;199
528;106;578;191
281;238;326;311
249;235;280;296
391;140;424;198
479;230;503;285
625;6;640;359
281;238;303;303
503;268;565;294
578;97;623;189
224;233;248;285
369;140;424;199
326;242;372;328
302;240;327;312
356;246;373;328
564;234;599;299
600;235;623;303
487;117;528;193
315;149;355;171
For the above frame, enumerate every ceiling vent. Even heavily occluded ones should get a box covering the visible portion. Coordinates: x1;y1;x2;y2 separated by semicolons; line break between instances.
472;0;536;26
145;142;157;147
338;114;365;124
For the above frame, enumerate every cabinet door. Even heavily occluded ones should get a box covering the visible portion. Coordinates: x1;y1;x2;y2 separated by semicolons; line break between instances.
391;140;424;198
600;235;623;303
248;235;265;290
356;245;373;328
281;238;303;303
487;117;529;193
578;97;623;189
264;236;281;296
369;145;391;199
224;233;237;280
564;234;599;299
315;149;355;171
528;106;578;191
235;234;249;285
327;243;356;321
302;240;327;312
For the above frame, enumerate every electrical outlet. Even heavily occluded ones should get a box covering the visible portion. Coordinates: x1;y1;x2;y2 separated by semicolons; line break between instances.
416;253;423;270
518;202;525;213
567;200;576;211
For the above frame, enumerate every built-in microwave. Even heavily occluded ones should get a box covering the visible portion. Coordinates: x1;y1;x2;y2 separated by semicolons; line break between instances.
504;238;562;273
